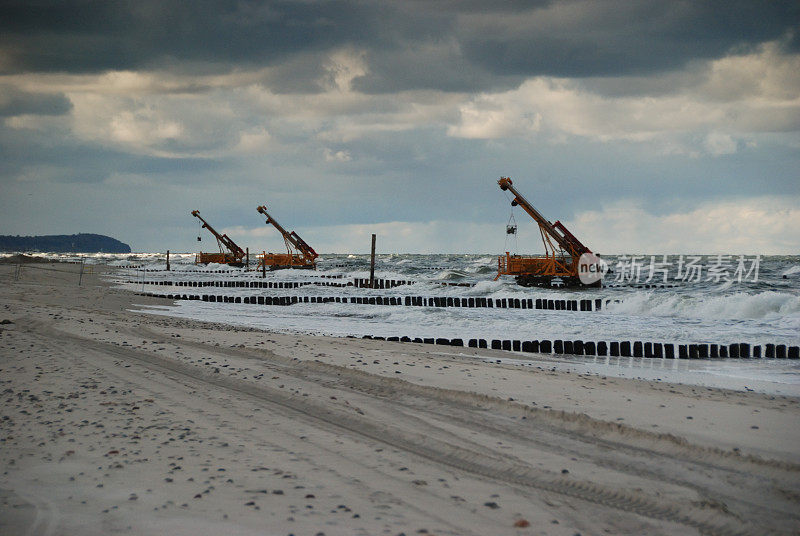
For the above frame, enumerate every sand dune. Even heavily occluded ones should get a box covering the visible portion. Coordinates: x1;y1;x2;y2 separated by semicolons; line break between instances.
1;264;799;535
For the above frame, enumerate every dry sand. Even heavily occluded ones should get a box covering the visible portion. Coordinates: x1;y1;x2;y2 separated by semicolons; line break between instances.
1;263;798;535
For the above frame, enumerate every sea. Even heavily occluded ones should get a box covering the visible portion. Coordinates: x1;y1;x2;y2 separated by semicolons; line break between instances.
7;252;800;396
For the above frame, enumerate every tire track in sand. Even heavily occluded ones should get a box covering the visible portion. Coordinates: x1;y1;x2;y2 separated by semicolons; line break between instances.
28;320;760;536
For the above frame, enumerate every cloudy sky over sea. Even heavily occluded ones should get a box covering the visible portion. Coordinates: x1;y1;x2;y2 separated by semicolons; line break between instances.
1;1;798;254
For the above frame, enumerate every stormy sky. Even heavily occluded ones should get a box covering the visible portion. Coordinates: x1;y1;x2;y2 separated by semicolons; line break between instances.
1;0;798;254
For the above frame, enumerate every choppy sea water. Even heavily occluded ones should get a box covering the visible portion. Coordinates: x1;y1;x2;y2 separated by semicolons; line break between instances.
7;252;800;395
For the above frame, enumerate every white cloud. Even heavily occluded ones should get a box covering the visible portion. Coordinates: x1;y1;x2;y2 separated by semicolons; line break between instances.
234;127;271;154
323;148;352;162
450;76;721;146
225;220;506;254
702;41;800;102
10;39;794;161
109;109;183;144
703;132;738;156
102;173;156;187
447;96;541;139
203;196;800;255
567;196;800;254
64;90;252;158
448;41;800;155
4;114;61;130
319;48;368;92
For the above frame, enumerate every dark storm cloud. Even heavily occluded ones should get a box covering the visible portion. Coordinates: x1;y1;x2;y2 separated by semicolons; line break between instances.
0;87;72;116
2;1;797;92
0;0;437;78
0;0;368;74
458;1;800;79
0;123;226;184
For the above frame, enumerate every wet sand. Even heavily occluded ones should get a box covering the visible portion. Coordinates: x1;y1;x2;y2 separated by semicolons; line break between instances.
1;263;799;535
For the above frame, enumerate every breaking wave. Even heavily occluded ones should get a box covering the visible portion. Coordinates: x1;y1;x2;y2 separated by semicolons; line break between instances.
605;291;800;321
783;265;800;276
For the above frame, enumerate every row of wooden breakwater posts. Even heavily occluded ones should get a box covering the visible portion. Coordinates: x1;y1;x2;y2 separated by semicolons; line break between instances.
126;269;679;290
133;288;609;311
132;286;800;359
360;336;800;360
127;277;470;289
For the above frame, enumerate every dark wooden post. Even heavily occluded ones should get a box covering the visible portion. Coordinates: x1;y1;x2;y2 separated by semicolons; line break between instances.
369;234;376;289
166;250;170;271
246;247;249;268
262;251;266;278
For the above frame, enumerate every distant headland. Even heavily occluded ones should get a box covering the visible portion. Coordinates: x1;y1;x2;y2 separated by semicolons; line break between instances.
0;233;131;253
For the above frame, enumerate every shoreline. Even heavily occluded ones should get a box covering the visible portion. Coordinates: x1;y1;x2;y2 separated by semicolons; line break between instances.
1;264;799;535
131;300;800;398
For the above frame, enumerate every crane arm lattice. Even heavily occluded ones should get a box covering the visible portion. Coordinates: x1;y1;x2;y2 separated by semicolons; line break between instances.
191;210;245;259
256;205;318;263
497;177;590;257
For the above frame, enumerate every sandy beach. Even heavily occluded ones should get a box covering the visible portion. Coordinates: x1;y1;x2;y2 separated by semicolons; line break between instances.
1;263;799;536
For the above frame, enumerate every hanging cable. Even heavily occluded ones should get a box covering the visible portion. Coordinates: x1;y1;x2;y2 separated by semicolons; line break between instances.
506;212;517;235
501;188;520;253
504;208;519;253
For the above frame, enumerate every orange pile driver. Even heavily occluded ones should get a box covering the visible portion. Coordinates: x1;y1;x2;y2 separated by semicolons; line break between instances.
191;210;247;266
256;205;318;270
495;177;599;288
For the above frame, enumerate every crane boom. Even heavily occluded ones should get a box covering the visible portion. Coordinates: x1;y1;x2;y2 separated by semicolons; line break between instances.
256;205;318;262
498;177;589;257
496;176;597;288
191;210;245;260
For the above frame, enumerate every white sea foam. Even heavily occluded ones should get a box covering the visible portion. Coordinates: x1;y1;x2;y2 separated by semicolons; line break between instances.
16;254;795;344
86;251;800;393
604;291;800;321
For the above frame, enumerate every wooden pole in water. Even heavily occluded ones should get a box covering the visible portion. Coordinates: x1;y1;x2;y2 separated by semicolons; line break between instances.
166;250;170;271
78;258;85;286
246;248;249;268
369;234;376;289
262;251;266;278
